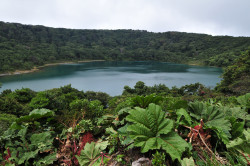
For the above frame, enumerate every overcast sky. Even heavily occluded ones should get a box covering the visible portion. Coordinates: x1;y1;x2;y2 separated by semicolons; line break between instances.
0;0;250;36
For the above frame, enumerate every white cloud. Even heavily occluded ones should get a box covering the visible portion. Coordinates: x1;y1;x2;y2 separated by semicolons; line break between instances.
0;0;250;36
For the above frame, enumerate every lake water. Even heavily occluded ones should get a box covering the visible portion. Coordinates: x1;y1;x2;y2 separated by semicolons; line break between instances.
0;61;222;96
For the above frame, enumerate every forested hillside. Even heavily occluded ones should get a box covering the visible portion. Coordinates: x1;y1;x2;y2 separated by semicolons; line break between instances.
1;21;250;73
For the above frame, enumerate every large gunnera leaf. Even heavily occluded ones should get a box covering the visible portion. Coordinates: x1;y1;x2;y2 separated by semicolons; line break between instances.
189;101;231;144
226;129;250;165
76;141;108;166
16;108;55;124
126;103;189;161
236;93;250;109
227;129;250;154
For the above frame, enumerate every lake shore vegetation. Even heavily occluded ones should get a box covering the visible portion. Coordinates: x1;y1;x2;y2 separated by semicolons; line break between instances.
0;59;105;76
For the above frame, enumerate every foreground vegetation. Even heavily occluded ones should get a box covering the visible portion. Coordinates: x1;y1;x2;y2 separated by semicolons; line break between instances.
1;21;250;73
0;81;249;165
0;22;250;165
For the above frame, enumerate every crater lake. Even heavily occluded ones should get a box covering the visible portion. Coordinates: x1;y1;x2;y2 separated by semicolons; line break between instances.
0;61;223;96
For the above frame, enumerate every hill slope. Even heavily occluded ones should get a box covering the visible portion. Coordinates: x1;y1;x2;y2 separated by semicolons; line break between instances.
1;21;250;72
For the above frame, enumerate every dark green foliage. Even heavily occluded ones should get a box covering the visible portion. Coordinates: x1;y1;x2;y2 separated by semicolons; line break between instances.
29;91;50;109
84;91;111;106
178;83;204;96
1;21;250;73
29;84;85;111
123;81;207;98
0;80;249;165
12;88;36;103
0;113;16;135
0;96;25;116
216;50;250;95
69;98;104;119
123;81;170;96
0;89;12;97
152;151;166;166
131;94;163;108
0;109;57;165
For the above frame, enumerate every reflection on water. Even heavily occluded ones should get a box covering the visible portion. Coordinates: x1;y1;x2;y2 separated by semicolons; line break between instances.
0;61;222;96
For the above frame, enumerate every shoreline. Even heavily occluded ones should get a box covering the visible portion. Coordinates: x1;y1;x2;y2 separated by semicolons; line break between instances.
0;60;105;77
0;59;222;77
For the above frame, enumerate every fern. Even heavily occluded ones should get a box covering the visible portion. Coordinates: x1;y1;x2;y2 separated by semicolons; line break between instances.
126;103;189;162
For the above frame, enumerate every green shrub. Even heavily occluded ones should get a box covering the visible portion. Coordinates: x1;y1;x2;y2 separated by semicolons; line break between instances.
0;113;17;135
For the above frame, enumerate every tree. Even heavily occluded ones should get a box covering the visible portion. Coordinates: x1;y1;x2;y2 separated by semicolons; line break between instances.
216;50;250;95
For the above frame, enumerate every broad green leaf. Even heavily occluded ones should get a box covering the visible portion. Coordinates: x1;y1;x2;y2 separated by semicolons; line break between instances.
181;157;195;166
188;101;206;120
17;149;39;165
4;163;15;166
227;129;250;154
16;108;54;124
76;141;108;166
118;124;133;146
176;108;192;126
33;152;57;166
160;132;190;161
126;103;189;161
127;104;173;136
221;106;249;120
189;101;231;144
29;108;54;116
131;94;162;108
30;131;54;152
238;152;250;165
236;93;250;108
172;100;188;110
230;117;245;139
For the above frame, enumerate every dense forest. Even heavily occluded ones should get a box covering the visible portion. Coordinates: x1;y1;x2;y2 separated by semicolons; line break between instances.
0;49;249;165
1;21;250;73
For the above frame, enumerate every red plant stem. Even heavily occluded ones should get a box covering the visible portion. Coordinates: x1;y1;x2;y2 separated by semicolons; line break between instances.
89;155;101;166
101;156;104;166
7;148;11;158
73;139;77;154
103;154;110;158
89;153;110;166
240;151;250;165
